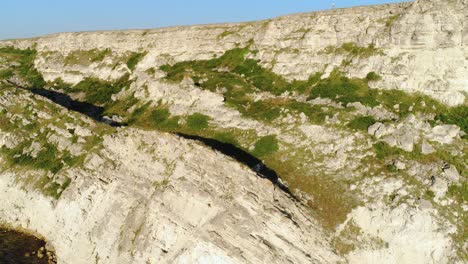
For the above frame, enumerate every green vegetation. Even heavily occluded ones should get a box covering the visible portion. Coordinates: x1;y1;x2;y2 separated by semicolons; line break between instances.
0;46;45;87
160;47;322;96
64;48;112;65
366;71;381;81
322;42;384;58
447;182;468;203
50;74;132;105
307;69;379;107
1;141;79;174
435;105;468;135
213;132;239;146
373;140;466;177
159;47;326;123
348;115;376;131
127;103;180;131
126;52;147;71
186;113;210;131
0;69;13;80
104;92;139;117
252;135;279;157
382;14;401;28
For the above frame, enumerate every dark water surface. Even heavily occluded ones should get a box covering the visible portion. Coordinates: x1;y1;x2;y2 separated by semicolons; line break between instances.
0;227;56;264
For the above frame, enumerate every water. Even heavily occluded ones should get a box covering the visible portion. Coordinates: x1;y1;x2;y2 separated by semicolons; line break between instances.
0;227;56;264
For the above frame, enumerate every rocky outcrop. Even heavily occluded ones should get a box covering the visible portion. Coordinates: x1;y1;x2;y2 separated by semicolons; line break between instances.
0;90;339;263
0;1;467;263
1;0;467;105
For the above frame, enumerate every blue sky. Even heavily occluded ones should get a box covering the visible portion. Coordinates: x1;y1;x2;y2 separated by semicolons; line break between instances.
0;0;407;40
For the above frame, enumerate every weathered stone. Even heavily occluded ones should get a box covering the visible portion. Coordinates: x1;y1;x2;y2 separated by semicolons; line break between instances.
421;140;436;154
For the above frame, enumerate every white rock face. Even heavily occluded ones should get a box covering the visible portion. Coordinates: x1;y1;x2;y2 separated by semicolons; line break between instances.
0;0;466;263
1;0;467;105
345;203;457;264
0;129;340;264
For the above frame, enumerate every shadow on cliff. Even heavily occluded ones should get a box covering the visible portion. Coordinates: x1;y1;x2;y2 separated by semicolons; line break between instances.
13;82;296;200
176;133;294;198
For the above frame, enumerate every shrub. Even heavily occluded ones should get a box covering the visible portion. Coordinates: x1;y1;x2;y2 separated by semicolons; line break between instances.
435;105;468;134
447;182;468;203
285;101;331;124
0;69;13;80
186;113;210;131
64;48;112;65
0;46;45;88
347;115;376;131
73;74;131;105
308;70;379;107
366;72;381;81
243;100;282;122
425;190;435;199
149;108;180;130
126;52;147;71
252;135;279;157
322;43;383;58
373;141;399;160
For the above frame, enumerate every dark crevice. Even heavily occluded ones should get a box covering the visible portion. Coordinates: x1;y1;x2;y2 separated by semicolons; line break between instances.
176;133;296;199
7;80;122;127
11;83;296;200
0;227;56;264
30;88;123;127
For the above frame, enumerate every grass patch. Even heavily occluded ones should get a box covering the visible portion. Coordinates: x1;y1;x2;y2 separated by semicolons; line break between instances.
0;46;45;88
126;52;147;71
128;103;180;131
366;71;381;81
447;182;468;203
348;115;376;131
213;132;240;146
307;69;379;107
55;74;132;105
186;113;210;131
252;135;279;157
0;69;13;80
322;42;384;58
1;141;81;175
64;48;112;65
435;105;468;135
382;14;401;27
160;47;321;97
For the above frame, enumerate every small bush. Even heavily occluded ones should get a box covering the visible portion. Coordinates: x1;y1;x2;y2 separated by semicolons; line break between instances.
126;52;147;71
366;72;381;81
425;190;435;199
252;135;279;157
243;100;282;122
435;105;468;134
149;108;180;130
348;115;376;131
0;69;13;80
373;141;399;160
64;48;112;65
0;46;45;87
323;43;383;58
447;183;468;203
186;113;210;131
308;70;379;107
72;74;131;105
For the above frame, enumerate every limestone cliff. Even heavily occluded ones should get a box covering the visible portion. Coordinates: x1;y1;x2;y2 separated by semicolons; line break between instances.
0;0;467;263
2;0;467;105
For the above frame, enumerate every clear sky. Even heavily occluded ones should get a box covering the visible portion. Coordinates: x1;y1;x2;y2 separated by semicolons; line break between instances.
0;0;408;40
